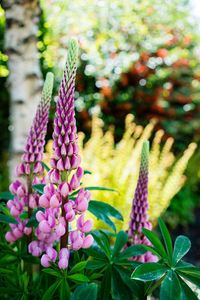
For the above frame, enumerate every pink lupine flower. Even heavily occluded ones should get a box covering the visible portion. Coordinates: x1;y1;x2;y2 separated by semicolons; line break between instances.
70;230;84;250
58;248;70;269
77;215;93;233
82;234;94;249
33;39;93;269
128;141;157;262
41;247;57;268
5;73;54;244
75;189;90;212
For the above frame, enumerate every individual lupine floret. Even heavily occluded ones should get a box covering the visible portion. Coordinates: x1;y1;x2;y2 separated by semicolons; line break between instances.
34;39;93;269
128;141;157;262
41;247;57;268
5;73;54;243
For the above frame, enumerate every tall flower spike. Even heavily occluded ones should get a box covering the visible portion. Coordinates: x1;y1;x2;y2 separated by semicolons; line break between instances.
6;73;54;244
17;72;54;176
128;140;157;262
49;38;80;182
35;39;93;269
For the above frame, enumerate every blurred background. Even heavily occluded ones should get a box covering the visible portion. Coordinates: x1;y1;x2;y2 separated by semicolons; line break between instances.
0;0;200;262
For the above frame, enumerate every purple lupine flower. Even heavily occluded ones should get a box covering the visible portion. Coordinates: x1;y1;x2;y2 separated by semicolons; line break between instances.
128;141;157;262
6;73;54;243
16;72;54;177
35;39;93;269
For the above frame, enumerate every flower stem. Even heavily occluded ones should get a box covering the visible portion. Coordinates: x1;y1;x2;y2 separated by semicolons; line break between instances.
60;197;68;249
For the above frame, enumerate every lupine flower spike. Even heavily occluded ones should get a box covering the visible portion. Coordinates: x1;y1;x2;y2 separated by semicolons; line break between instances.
6;73;54;243
128;140;157;262
30;39;94;269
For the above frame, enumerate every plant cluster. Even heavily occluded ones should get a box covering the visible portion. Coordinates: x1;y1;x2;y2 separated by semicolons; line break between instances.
44;114;196;230
0;39;199;300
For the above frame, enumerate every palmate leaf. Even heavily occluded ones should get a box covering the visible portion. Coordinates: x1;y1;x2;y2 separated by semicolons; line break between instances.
116;265;144;299
0;191;14;200
112;231;128;257
72;283;98;300
158;218;173;260
142;228;167;259
88;200;123;232
86;259;107;270
60;279;70;300
177;271;200;288
160;270;181;300
131;262;168;281
100;265;112;300
91;231;111;259
117;244;147;260
0;213;18;224
172;235;191;265
178;276;199;300
67;274;89;283
111;266;133;300
42;268;62;278
69;261;88;274
42;279;61;300
70;186;118;198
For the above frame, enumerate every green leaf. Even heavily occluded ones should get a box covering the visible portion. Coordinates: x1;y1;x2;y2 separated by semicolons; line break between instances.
172;235;191;265
137;244;161;258
176;266;200;277
42;279;61;300
116;266;144;299
142;228;167;259
89;200;122;220
100;266;112;300
60;279;70;300
41;162;50;172
86;259;107;270
111;266;132;300
88;200;123;232
84;170;92;175
19;212;28;220
70;186;118;197
177;271;200;288
91;231;111;258
158;218;173;260
42;268;62;277
112;231;128;257
83;245;107;260
86;186;118;193
178;276;199;300
0;213;18;224
131;263;168;281
72;283;98;300
32;184;45;194
26;208;44;228
0;191;14;200
69;261;88;274
117;244;147;260
160;270;181;300
67;274;89;283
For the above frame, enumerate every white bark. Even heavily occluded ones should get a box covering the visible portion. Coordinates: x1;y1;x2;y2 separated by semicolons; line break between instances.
2;0;43;180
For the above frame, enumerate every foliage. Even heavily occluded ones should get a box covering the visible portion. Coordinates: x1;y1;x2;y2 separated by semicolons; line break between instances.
131;218;200;299
44;115;196;230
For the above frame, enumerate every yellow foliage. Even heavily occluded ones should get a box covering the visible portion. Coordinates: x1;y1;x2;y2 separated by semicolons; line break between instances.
44;115;196;231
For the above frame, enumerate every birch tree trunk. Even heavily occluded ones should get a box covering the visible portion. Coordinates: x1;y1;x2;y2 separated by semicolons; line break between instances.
2;0;43;180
